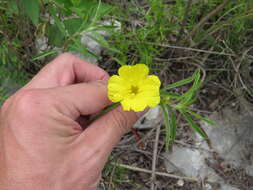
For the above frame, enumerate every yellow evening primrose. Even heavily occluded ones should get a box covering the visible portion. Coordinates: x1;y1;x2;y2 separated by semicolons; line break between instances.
108;64;161;112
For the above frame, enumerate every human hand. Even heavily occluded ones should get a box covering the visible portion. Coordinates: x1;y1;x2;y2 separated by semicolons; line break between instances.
0;53;141;190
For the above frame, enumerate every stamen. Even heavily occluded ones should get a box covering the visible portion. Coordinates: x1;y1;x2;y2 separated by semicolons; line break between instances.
131;85;139;94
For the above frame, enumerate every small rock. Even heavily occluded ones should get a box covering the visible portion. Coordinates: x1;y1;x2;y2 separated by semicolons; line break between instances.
164;145;206;177
246;165;253;177
133;106;161;129
220;184;240;190
80;19;121;64
176;179;184;187
163;101;253;189
35;36;48;53
198;106;253;168
204;183;212;190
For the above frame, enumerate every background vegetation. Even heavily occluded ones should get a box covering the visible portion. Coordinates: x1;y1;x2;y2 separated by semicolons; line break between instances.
1;0;253;189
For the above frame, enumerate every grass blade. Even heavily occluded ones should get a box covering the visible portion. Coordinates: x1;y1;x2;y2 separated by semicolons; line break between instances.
181;112;208;139
168;106;177;144
161;76;194;91
186;109;217;127
32;50;58;61
161;103;177;151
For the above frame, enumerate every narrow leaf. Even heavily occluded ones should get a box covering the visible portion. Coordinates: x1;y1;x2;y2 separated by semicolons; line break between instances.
161;103;170;151
168;106;177;143
160;91;181;99
161;76;194;91
182;112;208;139
186;109;217;127
32;50;58;61
161;103;177;151
49;7;66;36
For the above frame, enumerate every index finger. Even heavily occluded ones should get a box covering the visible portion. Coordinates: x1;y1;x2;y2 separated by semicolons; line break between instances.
23;53;109;89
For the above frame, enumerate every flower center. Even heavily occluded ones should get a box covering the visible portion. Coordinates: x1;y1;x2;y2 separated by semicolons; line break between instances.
130;85;139;95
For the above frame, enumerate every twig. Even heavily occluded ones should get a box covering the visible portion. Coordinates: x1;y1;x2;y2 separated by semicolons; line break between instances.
135;125;158;147
112;163;198;182
150;124;161;190
108;161;117;190
190;0;230;38
146;43;236;57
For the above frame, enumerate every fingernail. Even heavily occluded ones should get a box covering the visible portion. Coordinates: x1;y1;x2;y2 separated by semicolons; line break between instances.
96;80;108;85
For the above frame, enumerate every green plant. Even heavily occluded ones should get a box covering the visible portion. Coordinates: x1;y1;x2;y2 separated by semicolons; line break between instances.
1;0;253;152
160;70;215;150
31;0;115;60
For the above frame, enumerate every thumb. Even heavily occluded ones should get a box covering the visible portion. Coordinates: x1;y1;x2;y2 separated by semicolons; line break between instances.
49;80;111;119
76;106;145;162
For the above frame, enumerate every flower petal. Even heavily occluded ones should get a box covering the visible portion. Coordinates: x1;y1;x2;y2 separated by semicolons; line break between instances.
147;96;160;107
118;65;132;79
119;64;149;82
108;64;161;112
144;75;161;87
108;75;127;102
131;98;147;112
121;99;131;111
131;64;149;80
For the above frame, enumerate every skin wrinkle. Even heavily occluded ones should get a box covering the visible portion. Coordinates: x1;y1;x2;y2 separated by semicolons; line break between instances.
0;53;141;190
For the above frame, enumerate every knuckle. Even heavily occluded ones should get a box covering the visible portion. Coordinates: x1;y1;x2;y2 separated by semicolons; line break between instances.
13;90;46;115
110;108;131;133
99;71;109;80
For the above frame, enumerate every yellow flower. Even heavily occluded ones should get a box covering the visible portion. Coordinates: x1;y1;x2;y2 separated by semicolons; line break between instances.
108;64;161;112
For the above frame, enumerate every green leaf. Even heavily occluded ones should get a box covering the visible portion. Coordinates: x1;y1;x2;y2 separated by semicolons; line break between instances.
168;106;177;144
160;91;181;99
21;0;40;25
161;103;177;151
70;37;98;58
161;103;170;151
64;18;83;35
47;25;65;47
7;0;19;15
86;31;121;54
186;109;217;127
192;70;201;90
181;112;208;139
161;75;194;91
49;7;66;36
78;1;112;18
52;0;72;7
175;70;202;106
71;0;81;6
32;50;58;61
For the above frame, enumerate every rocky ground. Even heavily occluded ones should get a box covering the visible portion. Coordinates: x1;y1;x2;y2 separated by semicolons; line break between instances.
98;98;253;190
2;1;253;189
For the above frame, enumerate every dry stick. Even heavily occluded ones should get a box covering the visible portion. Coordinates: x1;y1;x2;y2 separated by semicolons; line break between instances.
108;160;117;190
147;43;236;57
112;163;198;182
190;0;230;38
135;121;162;147
150;124;161;190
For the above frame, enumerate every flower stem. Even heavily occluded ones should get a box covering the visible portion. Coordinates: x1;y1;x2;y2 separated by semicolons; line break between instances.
87;102;120;125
